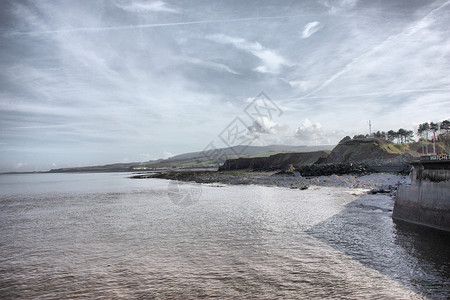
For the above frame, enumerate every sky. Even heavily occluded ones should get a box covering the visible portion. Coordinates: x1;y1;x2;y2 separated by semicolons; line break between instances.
0;0;449;172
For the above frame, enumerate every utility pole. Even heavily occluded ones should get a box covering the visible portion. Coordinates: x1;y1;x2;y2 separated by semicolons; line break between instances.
368;120;372;137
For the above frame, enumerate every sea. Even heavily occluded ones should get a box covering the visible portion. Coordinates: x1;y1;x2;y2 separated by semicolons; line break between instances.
0;172;449;299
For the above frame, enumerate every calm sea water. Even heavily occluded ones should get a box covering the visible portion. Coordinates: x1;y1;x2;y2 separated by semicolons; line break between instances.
0;173;448;299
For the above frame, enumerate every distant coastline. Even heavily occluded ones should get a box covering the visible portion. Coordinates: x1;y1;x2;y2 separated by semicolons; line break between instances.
0;171;46;175
5;134;448;179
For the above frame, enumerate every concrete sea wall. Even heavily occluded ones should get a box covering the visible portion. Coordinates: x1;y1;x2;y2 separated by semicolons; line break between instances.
393;158;450;231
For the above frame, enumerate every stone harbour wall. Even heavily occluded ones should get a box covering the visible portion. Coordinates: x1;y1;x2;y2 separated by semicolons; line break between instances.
393;159;450;231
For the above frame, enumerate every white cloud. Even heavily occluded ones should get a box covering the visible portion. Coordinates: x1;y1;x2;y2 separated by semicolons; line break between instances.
294;119;340;145
207;34;289;73
301;21;321;39
117;1;177;13
281;78;312;91
184;57;239;75
163;151;174;159
248;117;287;135
244;117;289;146
319;0;358;14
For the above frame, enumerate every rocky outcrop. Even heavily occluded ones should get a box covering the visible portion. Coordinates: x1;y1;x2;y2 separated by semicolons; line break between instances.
218;151;330;171
297;163;375;176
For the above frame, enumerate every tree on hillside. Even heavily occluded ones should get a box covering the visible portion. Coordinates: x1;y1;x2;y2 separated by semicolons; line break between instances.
422;122;430;140
430;122;439;138
405;130;414;143
417;123;425;140
387;130;397;143
417;124;426;154
353;134;366;139
417;122;430;154
440;120;450;134
397;128;408;143
430;122;439;154
339;136;351;144
373;131;387;139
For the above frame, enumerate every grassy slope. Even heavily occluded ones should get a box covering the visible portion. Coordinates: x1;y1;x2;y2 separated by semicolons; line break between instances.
325;137;449;164
380;140;449;155
247;151;284;158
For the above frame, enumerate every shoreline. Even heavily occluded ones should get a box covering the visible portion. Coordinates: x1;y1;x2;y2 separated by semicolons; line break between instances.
131;171;408;195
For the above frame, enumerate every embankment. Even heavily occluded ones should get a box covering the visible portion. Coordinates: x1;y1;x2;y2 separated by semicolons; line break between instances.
218;151;329;171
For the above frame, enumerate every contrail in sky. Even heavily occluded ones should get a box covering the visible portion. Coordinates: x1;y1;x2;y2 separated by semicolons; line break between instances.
281;88;450;102
299;0;450;99
11;14;315;35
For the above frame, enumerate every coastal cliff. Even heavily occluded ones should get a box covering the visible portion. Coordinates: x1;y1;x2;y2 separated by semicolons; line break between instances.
219;138;412;174
322;138;402;163
218;151;329;171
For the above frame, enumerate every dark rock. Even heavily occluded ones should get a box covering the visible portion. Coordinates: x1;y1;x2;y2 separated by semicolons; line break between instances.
276;164;296;175
297;163;375;176
218;151;329;171
368;188;391;194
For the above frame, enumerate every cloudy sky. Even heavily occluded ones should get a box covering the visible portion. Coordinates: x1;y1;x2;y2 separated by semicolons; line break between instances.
1;0;449;172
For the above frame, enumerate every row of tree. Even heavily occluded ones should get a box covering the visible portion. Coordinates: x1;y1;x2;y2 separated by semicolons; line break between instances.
352;129;414;143
417;120;450;154
417;120;450;142
341;119;449;145
388;129;414;143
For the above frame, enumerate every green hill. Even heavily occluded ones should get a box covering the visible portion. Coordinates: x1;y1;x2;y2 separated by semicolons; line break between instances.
324;137;449;164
